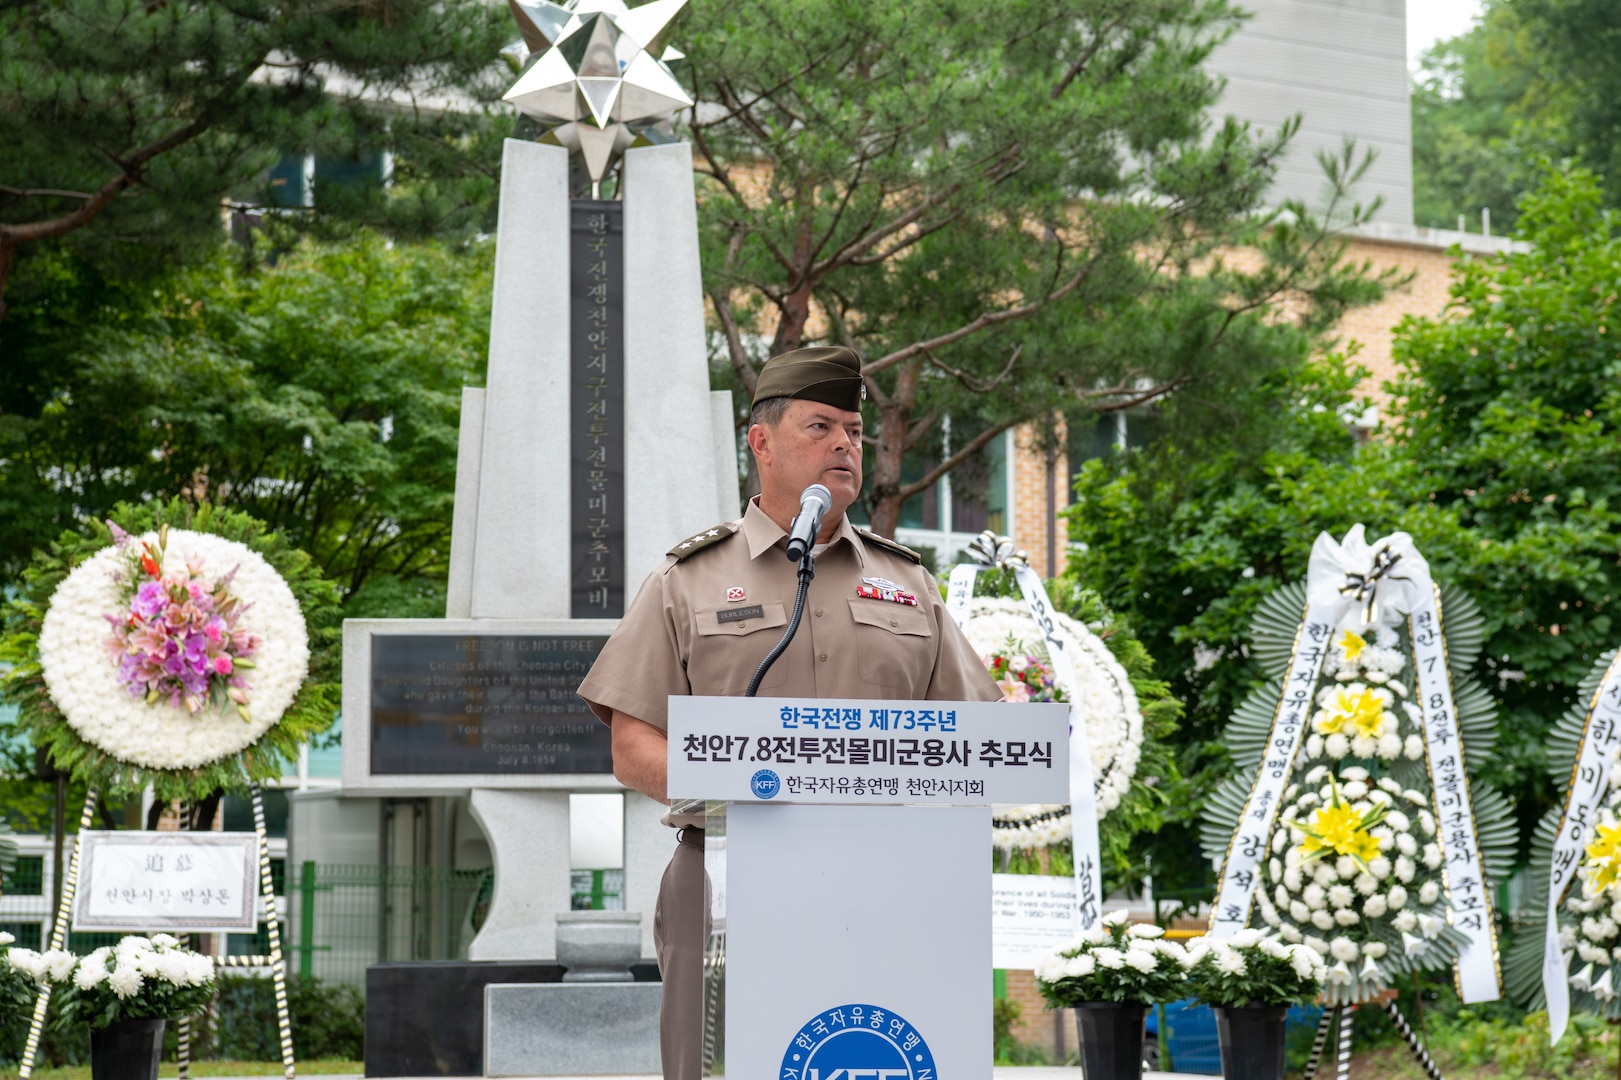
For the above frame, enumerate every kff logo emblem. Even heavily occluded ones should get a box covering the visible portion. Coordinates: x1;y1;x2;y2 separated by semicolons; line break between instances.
750;768;781;799
781;1003;936;1080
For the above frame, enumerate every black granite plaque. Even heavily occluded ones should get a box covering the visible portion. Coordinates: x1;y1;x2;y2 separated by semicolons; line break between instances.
570;199;625;619
370;635;613;775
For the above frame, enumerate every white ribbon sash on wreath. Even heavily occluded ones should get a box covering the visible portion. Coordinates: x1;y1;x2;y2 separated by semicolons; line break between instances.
946;561;1103;931
1208;600;1337;937
1409;585;1501;1004
1543;652;1621;1043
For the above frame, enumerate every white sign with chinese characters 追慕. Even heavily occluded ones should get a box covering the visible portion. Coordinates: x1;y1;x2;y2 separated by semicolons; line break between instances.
73;831;261;932
666;696;1069;806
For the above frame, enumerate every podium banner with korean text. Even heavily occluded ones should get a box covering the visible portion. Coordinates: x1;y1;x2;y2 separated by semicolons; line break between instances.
673;696;1068;1080
667;696;1069;806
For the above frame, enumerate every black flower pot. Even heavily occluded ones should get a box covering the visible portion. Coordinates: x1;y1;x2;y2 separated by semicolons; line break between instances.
1074;1001;1148;1080
90;1016;165;1080
1213;1004;1288;1080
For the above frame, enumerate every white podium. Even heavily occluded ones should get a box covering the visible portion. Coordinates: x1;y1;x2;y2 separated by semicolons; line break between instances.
669;697;1068;1079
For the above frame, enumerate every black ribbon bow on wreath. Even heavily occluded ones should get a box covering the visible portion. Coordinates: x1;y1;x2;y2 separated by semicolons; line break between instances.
1337;544;1409;626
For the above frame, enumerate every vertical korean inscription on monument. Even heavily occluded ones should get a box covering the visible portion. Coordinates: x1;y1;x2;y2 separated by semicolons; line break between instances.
571;201;625;618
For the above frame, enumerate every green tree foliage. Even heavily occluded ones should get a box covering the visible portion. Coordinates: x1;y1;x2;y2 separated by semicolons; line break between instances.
686;0;1394;535
1411;0;1621;232
1520;0;1621;210
1411;2;1558;232
0;0;513;319
0;234;493;614
1063;167;1621;888
1387;167;1621;807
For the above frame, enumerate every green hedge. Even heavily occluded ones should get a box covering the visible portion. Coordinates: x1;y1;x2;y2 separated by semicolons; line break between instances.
5;974;363;1067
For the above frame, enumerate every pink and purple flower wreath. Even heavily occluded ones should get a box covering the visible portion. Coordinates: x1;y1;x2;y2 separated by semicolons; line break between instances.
102;524;262;720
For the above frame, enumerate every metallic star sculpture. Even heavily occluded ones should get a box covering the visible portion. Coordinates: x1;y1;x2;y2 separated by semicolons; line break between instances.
502;0;693;193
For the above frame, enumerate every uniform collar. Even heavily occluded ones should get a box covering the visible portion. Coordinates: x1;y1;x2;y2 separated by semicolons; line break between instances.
741;497;866;568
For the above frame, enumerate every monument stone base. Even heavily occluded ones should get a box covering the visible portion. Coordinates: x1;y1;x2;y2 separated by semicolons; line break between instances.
484;982;662;1077
364;960;658;1077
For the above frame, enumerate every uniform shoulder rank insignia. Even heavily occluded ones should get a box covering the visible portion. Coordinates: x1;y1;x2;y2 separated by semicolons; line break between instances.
668;522;740;560
856;528;922;564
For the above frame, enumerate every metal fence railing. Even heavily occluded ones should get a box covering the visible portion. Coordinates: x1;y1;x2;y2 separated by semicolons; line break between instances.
285;862;491;990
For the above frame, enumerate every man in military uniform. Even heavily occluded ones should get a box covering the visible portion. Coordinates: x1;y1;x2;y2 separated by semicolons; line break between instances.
577;344;1000;1080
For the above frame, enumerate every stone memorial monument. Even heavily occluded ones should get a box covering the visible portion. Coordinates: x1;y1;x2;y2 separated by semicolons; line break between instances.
337;0;735;1072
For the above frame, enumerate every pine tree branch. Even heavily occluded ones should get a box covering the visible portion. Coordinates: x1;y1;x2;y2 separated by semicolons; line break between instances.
864;253;1095;377
923;344;1021;394
1075;377;1192;413
710;280;758;398
1051;11;1133;99
0;185;95;201
898;417;1021;502
0;117;210;248
809;143;1024;279
0;115;212;318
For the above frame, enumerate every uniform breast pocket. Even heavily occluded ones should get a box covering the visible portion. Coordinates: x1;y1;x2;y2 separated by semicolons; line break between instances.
688;602;790;693
847;599;935;694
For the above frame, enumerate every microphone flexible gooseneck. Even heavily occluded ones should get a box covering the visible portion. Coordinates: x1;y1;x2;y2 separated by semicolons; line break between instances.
747;484;829;696
746;546;814;697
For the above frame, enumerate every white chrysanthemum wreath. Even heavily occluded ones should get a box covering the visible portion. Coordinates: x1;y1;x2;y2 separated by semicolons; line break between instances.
962;596;1144;842
38;527;309;770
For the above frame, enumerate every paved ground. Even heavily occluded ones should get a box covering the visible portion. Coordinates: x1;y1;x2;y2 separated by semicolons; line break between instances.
183;1063;1212;1070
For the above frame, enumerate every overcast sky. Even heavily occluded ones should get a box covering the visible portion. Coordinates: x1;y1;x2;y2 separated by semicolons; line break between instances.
1408;0;1485;66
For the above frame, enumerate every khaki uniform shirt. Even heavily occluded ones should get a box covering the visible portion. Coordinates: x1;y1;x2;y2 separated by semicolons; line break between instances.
577;500;1002;826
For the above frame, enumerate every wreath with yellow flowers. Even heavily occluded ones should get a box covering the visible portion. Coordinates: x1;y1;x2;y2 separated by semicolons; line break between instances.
1202;575;1516;1006
1506;648;1621;1018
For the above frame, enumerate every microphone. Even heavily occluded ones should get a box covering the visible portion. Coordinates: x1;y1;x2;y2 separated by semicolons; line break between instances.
784;484;832;563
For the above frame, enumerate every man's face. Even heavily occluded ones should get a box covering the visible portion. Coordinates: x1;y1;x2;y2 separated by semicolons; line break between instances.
752;399;864;515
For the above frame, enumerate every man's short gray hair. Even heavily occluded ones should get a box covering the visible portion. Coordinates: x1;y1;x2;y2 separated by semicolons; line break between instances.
749;396;792;428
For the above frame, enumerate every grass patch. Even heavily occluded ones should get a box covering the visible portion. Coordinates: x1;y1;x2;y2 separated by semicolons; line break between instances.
1338;1010;1620;1080
4;1062;363;1080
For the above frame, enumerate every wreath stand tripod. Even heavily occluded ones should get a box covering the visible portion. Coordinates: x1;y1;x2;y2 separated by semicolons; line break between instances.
1301;998;1445;1080
17;783;296;1080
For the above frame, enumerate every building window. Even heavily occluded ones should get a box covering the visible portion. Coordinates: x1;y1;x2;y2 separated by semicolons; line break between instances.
227;925;273;957
3;855;44;896
266;152;313;208
1068;409;1165;469
949;429;1008;535
67;931;123;954
898;456;941;530
264;150;389;211
223;790;289;838
0;922;42;950
851;430;1011;533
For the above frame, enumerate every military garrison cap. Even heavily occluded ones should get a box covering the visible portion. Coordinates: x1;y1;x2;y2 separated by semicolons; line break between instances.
752;345;867;412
